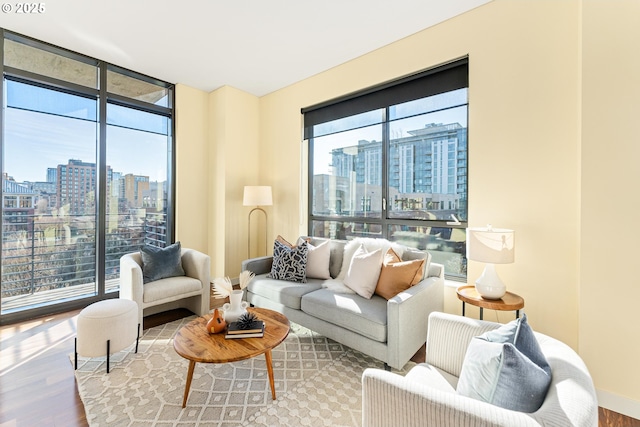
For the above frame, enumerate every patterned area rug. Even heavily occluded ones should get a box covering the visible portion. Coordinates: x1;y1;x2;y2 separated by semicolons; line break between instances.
73;316;412;427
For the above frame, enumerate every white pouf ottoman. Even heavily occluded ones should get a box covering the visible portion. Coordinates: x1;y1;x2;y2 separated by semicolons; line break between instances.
75;299;139;373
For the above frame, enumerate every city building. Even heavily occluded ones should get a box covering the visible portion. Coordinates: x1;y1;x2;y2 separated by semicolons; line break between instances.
321;122;467;221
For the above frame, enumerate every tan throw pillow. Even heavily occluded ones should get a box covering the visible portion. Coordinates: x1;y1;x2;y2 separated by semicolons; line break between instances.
276;235;295;247
375;248;425;300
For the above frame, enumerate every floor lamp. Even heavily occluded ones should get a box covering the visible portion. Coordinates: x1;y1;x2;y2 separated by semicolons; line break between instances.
243;186;272;258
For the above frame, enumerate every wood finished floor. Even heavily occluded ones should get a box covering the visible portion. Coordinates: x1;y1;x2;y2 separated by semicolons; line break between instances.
1;305;638;427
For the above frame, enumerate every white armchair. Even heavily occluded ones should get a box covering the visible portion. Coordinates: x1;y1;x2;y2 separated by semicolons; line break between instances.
362;312;598;427
119;248;211;326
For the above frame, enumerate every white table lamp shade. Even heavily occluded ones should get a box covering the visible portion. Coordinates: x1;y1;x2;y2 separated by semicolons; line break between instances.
466;226;515;300
467;227;515;264
243;186;272;206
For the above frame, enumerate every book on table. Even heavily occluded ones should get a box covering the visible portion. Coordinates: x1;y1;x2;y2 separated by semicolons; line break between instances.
225;322;265;339
226;320;264;335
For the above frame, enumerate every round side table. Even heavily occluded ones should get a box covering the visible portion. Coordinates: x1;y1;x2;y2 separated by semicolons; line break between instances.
456;285;524;320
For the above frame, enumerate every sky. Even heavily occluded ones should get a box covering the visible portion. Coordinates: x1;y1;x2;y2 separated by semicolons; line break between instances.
4;108;168;183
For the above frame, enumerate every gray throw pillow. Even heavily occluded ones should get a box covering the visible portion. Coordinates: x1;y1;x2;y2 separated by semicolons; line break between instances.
267;239;308;283
457;338;551;413
479;314;551;377
140;241;185;284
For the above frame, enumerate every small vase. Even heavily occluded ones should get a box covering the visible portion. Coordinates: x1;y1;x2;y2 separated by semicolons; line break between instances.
206;308;227;334
222;289;248;323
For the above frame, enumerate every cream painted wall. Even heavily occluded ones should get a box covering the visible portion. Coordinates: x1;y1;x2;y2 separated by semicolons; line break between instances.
173;0;639;415
176;84;260;280
174;84;209;254
580;0;640;417
260;0;581;347
208;86;261;278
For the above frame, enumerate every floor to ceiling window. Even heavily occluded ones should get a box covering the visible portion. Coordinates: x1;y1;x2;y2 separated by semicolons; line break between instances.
0;30;175;323
304;59;468;279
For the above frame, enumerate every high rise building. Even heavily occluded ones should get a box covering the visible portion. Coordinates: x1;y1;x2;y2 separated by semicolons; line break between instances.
323;122;467;219
124;174;150;209
56;159;113;215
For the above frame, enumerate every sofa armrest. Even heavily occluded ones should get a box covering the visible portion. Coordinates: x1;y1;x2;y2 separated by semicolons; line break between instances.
362;368;538;427
385;272;444;370
241;256;273;275
425;312;501;377
427;261;444;279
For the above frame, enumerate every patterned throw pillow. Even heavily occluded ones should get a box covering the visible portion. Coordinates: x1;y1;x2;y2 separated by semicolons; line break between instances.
267;239;308;283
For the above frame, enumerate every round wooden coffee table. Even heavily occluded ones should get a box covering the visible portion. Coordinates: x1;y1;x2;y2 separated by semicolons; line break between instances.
173;307;290;408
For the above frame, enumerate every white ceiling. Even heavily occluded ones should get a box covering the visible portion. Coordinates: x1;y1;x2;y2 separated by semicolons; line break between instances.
0;0;490;96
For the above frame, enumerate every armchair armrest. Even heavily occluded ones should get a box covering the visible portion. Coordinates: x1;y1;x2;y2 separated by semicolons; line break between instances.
241;256;273;275
181;248;211;287
425;312;501;377
119;253;144;324
362;368;538;427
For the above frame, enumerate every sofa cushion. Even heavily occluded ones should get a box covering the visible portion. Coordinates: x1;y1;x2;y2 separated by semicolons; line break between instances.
456;338;552;413
267;239;308;283
142;275;202;303
374;248;424;300
301;288;387;342
248;274;323;310
140;241;185;284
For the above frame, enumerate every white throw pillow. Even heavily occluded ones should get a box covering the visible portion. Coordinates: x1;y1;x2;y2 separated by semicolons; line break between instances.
337;238;404;280
343;244;382;299
306;240;331;279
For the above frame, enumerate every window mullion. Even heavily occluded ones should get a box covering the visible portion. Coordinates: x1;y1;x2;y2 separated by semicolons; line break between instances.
96;62;108;297
381;108;389;240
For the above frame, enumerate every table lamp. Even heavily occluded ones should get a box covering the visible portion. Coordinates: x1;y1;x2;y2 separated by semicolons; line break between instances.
243;186;272;257
466;225;515;299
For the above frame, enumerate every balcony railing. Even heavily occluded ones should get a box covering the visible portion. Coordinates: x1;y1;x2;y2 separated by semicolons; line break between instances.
1;212;166;313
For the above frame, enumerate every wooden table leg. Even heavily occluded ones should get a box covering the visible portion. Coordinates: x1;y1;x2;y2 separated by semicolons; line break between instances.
182;360;196;408
265;349;276;400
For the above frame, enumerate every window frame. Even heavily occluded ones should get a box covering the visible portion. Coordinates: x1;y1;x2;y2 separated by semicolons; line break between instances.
303;58;469;280
0;29;176;324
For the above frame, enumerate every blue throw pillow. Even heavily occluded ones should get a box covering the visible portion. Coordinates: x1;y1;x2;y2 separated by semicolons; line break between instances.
480;314;551;377
140;241;185;284
267;239;308;283
456;314;552;413
457;338;552;413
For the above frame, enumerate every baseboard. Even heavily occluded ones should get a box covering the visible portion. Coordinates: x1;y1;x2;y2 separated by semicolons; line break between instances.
597;389;640;420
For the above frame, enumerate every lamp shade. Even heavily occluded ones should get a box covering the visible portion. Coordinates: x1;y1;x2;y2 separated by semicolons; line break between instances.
466;226;515;264
243;186;272;206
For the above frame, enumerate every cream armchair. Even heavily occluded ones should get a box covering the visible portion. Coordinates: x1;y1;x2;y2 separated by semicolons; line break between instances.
362;312;598;427
119;248;211;326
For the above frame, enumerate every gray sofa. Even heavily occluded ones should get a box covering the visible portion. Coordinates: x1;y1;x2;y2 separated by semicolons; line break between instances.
241;237;444;370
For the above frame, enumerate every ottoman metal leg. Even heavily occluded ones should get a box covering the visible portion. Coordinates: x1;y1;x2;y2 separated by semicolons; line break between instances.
106;339;111;373
135;323;140;354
